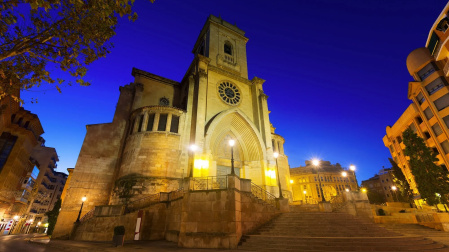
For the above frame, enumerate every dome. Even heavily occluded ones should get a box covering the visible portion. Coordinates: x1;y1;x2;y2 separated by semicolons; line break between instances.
406;47;433;76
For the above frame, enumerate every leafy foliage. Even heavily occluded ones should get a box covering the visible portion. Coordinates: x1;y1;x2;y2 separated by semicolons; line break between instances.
0;0;153;101
366;190;386;205
402;128;449;205
388;158;414;203
44;198;61;235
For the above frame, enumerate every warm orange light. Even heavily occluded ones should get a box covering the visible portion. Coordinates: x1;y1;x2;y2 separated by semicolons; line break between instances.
290;179;293;184
189;144;198;152
361;188;367;193
273;152;279;158
312;159;320;166
229;139;235;147
391;186;397;191
82;196;87;202
342;171;347;177
349;165;356;171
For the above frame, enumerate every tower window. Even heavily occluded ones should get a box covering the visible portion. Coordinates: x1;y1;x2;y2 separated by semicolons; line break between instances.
158;114;168;131
147;113;155;131
224;42;232;55
138;115;144;132
159;97;170;106
170;115;180;133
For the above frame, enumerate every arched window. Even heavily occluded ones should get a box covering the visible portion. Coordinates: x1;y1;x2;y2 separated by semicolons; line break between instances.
224;41;232;55
159;97;169;106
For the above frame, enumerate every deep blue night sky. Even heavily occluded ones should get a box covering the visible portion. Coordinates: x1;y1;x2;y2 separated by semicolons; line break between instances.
21;0;448;182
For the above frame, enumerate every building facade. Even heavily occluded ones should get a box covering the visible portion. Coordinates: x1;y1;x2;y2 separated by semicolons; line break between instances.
290;160;358;204
53;15;292;238
383;2;449;197
361;168;397;203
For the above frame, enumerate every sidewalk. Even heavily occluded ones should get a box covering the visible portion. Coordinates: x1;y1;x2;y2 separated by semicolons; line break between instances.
32;237;243;252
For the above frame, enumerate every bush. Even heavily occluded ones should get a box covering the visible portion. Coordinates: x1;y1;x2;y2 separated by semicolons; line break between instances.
114;226;125;235
399;209;406;213
377;209;386;216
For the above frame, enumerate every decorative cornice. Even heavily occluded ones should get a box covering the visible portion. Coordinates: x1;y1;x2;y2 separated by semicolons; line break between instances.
208;65;252;85
131;67;180;87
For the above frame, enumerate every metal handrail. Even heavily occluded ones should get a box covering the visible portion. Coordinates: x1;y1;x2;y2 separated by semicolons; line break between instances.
191;176;228;191
250;182;276;207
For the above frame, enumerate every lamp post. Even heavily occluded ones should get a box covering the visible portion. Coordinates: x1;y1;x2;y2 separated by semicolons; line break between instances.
188;144;198;177
391;186;398;202
312;159;326;202
229;139;236;176
75;196;87;223
274;152;283;199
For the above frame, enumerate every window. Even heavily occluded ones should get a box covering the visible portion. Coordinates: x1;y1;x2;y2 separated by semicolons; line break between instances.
409;123;417;133
130;118;136;134
17;117;23;126
272;140;275;151
23;121;29;129
424;131;431;139
416;116;423;124
444;115;449;129
387;194;390;198
0;132;17;171
386;179;389;182
441;140;449;154
432;123;443;136
432;147;439;155
159;97;169;106
224;41;232;55
434;93;449;111
426;77;447;95
389;145;394;153
147;113;155;131
158;114;168;131
170;115;180;133
137;115;143;132
424;107;434;120
418;63;436;81
396;136;402;143
436;17;449;33
428;32;440;55
416;92;425;105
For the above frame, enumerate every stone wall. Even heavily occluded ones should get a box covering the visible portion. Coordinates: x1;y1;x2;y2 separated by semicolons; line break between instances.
240;191;277;234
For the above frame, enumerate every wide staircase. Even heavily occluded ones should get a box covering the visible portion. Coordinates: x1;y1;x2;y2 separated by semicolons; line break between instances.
239;211;449;251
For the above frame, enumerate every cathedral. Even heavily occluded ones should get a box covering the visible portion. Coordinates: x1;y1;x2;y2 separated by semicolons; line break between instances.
53;15;292;239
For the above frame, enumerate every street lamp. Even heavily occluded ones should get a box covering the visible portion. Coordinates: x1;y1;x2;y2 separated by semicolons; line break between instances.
274;152;283;199
349;164;358;189
303;190;307;204
312;159;326;202
391;186;398;202
75;196;87;223
188;144;198;177
229;139;236;176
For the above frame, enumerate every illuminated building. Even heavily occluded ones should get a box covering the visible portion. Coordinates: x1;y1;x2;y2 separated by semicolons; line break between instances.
383;2;449;196
54;15;292;238
290;160;357;204
361;168;397;203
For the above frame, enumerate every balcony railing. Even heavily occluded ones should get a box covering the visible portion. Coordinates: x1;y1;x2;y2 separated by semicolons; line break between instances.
224;54;235;65
125;193;161;213
250;182;276;207
190;176;228;191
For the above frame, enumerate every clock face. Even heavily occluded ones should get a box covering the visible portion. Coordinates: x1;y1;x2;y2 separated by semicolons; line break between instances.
218;82;241;105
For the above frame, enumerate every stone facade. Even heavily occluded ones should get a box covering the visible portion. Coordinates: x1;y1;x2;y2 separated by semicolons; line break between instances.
290;160;358;204
54;15;292;240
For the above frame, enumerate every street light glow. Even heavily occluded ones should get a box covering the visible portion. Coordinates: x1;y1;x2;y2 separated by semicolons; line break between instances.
82;196;87;202
303;190;307;194
37;222;41;225
189;144;198;152
391;186;397;191
349;165;356;171
13;215;19;221
342;171;347;177
312;159;319;166
345;188;349;192
273;152;279;158
361;188;367;193
290;179;293;184
228;139;235;147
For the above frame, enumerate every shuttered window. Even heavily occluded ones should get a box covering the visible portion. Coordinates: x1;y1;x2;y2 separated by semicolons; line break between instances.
426;77;446;95
158;114;168;131
441;140;449;154
416;92;425;105
170;115;180;133
444;115;449;129
432;123;443;136
418;63;436;81
434;93;449;111
424;107;434;119
146;113;155;131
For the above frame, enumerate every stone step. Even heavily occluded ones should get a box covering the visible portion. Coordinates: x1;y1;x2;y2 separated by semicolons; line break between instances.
240;236;447;251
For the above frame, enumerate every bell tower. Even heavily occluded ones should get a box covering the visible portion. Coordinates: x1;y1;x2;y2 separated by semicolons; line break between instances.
192;15;249;79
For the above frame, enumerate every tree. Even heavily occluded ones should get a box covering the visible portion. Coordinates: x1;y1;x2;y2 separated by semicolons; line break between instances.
0;0;154;101
44;198;61;235
366;190;386;205
402;128;449;206
388;158;414;203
